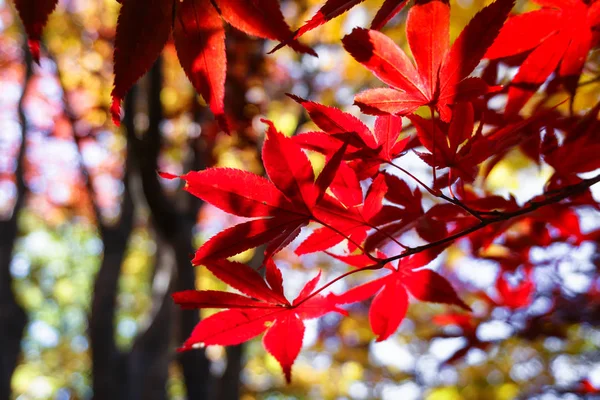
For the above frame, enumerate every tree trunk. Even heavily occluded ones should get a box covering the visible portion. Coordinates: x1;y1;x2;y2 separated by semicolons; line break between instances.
0;48;32;400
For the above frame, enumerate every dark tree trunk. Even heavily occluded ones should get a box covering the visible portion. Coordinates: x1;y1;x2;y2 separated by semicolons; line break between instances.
0;48;32;400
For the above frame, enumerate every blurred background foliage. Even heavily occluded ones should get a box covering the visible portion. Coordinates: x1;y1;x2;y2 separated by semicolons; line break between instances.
1;0;600;399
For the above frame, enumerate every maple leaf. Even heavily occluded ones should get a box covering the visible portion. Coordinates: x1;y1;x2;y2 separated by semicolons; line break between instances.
485;0;600;116
289;95;409;179
409;101;562;186
363;172;425;251
170;120;348;262
342;0;514;121
13;0;58;62
270;0;408;53
110;0;314;129
410;102;481;182
543;102;600;176
295;172;388;255
493;269;535;310
334;248;470;341
173;258;345;383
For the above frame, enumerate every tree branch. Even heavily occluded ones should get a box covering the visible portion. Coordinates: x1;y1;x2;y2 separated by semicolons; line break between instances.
297;173;600;305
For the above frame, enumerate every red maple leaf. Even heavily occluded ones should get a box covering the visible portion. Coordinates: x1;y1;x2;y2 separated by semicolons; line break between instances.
543;102;600;176
485;0;600;115
13;0;58;62
110;0;315;129
270;0;409;53
493;268;535;310
334;248;470;341
342;0;514;121
295;172;388;255
409;100;562;187
363;172;425;251
173;258;345;383
164;119;350;263
290;95;410;179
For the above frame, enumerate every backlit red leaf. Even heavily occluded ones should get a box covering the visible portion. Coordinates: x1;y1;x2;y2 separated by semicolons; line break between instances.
192;216;307;263
369;278;408;341
439;0;515;98
173;290;269;309
182;168;297;217
295;0;365;38
204;259;285;304
374;115;404;161
180;308;276;349
406;0;449;97
289;94;375;148
263;313;305;383
484;9;562;59
262;119;317;209
334;275;389;304
342;28;424;96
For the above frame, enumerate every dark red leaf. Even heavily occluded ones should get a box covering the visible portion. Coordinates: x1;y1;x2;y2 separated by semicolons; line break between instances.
174;0;227;129
294;0;365;39
404;269;471;310
370;0;409;30
215;0;316;56
13;0;58;62
110;0;173;125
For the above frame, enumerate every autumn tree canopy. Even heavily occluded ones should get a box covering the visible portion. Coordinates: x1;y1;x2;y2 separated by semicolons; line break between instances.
3;0;600;398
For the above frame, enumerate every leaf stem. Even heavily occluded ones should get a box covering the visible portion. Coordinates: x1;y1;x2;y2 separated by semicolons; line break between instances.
430;106;438;189
311;217;380;262
293;263;384;307
387;161;484;221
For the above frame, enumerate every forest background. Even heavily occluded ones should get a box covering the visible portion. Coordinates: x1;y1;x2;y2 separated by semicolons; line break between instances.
1;0;600;399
